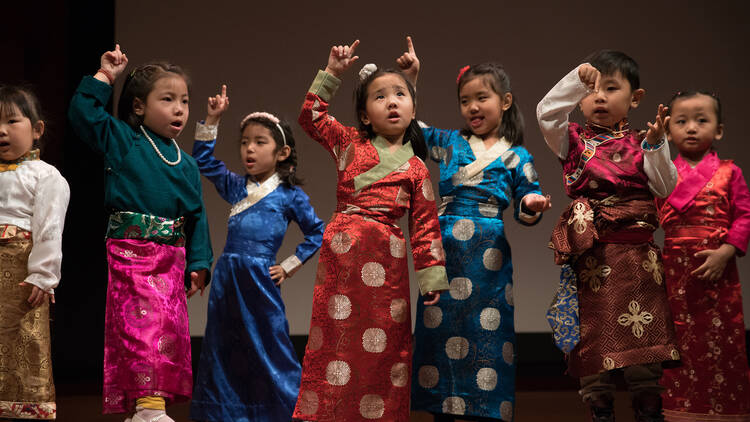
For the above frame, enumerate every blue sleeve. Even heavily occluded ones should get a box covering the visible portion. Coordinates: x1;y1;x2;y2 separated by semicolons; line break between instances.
511;147;544;225
191;137;246;204
67;76;135;168
288;188;325;264
421;125;456;163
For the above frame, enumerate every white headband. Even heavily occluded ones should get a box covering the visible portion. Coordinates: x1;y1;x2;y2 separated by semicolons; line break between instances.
358;63;377;81
240;111;287;146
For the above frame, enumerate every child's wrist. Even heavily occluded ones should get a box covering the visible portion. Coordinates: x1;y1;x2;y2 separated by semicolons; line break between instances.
324;66;340;78
204;115;220;126
96;68;115;85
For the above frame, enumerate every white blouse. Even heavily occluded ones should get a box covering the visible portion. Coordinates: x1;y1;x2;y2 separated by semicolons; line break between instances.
0;159;70;293
536;65;678;198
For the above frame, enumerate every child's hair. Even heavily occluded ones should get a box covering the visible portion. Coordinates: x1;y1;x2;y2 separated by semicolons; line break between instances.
583;50;640;90
117;62;191;129
354;68;428;161
240;114;302;186
667;90;722;124
457;63;525;146
0;85;44;150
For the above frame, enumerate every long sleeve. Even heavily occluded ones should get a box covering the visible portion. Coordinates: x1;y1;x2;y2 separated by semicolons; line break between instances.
511;147;544;226
192;121;246;204
536;65;590;159
727;165;750;255
418;123;454;163
68;76;135;167
642;139;678;198
279;188;325;275
409;167;449;295
299;70;359;159
26;169;70;293
183;159;213;286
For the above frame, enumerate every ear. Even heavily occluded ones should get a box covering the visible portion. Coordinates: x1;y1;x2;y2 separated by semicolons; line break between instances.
277;145;291;161
360;111;370;126
501;92;513;111
32;120;45;140
715;123;724;142
630;88;645;109
133;97;145;116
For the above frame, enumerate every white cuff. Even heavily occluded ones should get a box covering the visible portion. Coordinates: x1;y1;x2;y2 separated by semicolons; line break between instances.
279;255;302;276
195;121;218;141
518;194;542;224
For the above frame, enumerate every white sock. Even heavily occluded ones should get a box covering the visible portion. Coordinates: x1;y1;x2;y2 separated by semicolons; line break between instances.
134;407;175;422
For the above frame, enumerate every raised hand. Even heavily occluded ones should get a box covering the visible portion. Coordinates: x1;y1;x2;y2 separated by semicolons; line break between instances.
97;44;129;84
269;265;289;286
578;63;601;92
324;40;360;78
206;84;230;126
645;104;670;145
396;36;419;86
187;269;208;299
691;243;736;281
522;193;552;213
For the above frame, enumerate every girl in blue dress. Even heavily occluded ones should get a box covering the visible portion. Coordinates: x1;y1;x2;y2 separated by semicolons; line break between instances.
398;38;552;421
189;86;325;422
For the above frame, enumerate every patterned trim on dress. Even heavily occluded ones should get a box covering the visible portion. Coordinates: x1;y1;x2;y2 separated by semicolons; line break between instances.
195;121;218;141
565;122;629;186
0;224;31;240
0;149;40;172
0;400;56;420
230;173;282;218
279;255;302;275
106;211;186;247
353;137;414;192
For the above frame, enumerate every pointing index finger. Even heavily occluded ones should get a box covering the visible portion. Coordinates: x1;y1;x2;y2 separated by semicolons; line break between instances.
349;39;360;56
221;84;227;98
406;36;416;55
593;71;601;93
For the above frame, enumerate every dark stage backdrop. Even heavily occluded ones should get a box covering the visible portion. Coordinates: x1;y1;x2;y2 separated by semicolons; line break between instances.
114;0;750;336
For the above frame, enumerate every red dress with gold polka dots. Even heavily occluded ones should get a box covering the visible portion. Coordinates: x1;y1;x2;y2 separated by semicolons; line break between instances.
293;71;448;421
658;152;750;420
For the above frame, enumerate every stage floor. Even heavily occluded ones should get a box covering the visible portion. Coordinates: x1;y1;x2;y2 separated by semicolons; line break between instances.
53;391;640;421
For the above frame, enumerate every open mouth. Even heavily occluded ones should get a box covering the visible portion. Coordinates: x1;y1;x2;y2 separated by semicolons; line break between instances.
387;111;400;122
470;116;484;128
170;121;183;131
0;141;9;148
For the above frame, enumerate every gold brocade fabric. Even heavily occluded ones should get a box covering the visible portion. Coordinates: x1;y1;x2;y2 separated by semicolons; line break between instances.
0;226;56;420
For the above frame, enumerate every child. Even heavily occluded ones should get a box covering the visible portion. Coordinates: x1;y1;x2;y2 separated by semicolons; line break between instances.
395;37;551;422
292;40;449;421
536;50;680;421
68;45;212;422
0;86;69;420
656;91;750;420
189;85;325;422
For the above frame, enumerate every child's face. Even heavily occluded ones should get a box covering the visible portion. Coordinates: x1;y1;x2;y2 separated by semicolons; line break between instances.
580;71;643;127
134;75;189;139
360;74;415;142
459;76;512;139
667;94;723;161
0;105;43;161
240;122;289;183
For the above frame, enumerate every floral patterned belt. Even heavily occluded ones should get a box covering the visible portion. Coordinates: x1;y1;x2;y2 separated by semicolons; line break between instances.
0;224;32;240
106;211;185;247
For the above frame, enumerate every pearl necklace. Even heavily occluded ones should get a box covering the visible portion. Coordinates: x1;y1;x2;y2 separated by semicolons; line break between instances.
140;125;181;166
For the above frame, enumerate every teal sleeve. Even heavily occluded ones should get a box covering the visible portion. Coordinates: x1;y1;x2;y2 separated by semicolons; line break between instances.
67;76;136;168
183;157;214;287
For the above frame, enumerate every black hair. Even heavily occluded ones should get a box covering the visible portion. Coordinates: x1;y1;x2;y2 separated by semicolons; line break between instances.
667;90;722;125
0;84;44;151
117;61;191;129
353;68;427;161
240;114;302;186
584;50;640;90
457;63;525;146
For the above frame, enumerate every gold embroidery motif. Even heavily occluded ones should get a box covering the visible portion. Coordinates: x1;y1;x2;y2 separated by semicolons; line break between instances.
568;202;594;234
618;301;654;338
641;250;663;285
670;349;680;360
603;357;615;370
579;256;611;292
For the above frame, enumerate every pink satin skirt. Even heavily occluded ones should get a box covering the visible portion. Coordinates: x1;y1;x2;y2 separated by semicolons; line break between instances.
102;238;192;414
